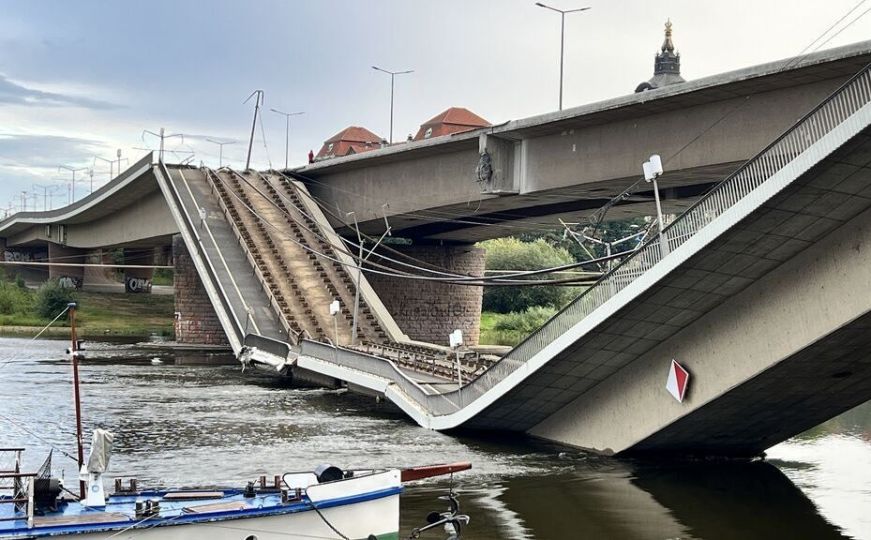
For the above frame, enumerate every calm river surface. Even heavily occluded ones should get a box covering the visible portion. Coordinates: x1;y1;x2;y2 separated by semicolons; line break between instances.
1;337;869;539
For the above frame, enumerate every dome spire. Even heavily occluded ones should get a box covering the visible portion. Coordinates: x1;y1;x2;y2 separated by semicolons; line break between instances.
635;18;685;92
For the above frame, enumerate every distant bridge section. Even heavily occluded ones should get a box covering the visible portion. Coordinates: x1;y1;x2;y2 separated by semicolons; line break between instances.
299;42;871;243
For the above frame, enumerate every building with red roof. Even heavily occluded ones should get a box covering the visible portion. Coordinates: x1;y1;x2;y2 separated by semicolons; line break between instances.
413;107;490;141
315;126;384;160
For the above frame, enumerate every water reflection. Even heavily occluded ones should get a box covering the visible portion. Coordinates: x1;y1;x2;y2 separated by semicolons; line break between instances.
1;338;869;539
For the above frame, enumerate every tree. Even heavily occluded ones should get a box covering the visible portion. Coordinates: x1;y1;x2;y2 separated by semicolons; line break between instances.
479;237;576;313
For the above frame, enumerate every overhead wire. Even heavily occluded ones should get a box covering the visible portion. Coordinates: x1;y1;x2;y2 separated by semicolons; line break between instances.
206;167;613;285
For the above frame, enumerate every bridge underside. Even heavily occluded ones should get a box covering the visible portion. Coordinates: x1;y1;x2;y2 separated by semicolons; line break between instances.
523;130;871;455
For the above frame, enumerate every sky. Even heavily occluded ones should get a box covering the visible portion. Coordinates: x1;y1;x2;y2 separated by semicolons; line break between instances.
2;0;871;211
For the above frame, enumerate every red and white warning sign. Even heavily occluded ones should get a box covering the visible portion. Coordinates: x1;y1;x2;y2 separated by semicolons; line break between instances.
666;359;690;403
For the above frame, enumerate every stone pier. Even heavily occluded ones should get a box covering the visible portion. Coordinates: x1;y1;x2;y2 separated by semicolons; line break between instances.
172;235;227;345
366;243;485;346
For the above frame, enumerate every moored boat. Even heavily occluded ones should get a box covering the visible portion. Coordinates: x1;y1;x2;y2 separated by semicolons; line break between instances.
0;448;403;539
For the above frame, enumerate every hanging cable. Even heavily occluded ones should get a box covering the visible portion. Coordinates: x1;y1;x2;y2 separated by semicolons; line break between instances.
206;167;618;285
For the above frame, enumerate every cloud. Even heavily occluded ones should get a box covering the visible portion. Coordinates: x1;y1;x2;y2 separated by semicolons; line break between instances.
0;133;106;169
0;74;120;110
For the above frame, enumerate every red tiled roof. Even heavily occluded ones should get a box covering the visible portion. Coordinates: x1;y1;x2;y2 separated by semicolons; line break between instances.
414;107;490;141
316;126;383;159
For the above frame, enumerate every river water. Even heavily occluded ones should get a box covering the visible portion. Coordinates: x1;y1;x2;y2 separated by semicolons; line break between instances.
1;337;869;539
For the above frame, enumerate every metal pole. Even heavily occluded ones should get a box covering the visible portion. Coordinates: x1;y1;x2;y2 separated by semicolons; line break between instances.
244;90;263;171
652;177;669;256
349;212;363;346
284;114;289;169
559;12;565;111
68;303;86;499
373;67;412;144
389;73;395;144
456;350;463;407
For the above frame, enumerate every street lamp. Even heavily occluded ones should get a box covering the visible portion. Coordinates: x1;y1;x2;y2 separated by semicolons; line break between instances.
372;66;413;144
535;2;590;111
205;138;237;168
58;165;89;204
642;154;669;257
270;109;304;170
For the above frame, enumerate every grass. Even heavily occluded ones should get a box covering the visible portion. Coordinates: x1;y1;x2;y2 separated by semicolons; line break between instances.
479;306;557;347
75;292;175;336
0;291;175;338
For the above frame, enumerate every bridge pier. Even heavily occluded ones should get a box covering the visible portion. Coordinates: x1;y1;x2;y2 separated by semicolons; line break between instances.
366;243;485;346
172;235;228;345
48;243;85;289
122;247;158;293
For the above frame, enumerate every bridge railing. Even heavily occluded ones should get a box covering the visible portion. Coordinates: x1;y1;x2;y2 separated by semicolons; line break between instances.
295;64;871;418
156;163;245;349
430;63;871;415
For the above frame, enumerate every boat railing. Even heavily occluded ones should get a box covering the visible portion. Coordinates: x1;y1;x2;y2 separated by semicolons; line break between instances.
0;471;35;528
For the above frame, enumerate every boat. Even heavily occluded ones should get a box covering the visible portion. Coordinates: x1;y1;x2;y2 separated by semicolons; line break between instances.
0;303;472;539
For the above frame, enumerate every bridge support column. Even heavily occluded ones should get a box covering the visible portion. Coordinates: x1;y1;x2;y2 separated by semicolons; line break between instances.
367;243;484;346
122;248;155;293
172;235;227;345
48;243;84;289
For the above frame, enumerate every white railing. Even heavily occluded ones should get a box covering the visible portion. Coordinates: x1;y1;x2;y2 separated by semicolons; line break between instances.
288;65;871;420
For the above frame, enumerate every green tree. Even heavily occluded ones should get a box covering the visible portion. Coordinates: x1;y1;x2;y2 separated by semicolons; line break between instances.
479;237;576;313
518;217;648;262
34;281;77;319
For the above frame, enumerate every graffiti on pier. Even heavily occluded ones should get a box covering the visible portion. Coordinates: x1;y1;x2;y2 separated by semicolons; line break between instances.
125;276;152;293
57;276;82;289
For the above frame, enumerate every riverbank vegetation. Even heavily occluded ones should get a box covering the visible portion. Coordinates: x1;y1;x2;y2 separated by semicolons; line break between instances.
0;273;174;337
477;219;646;346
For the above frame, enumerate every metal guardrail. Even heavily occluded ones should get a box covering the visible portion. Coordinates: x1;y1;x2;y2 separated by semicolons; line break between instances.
296;63;871;418
245;334;292;359
157;163;245;348
445;63;871;414
202;168;300;343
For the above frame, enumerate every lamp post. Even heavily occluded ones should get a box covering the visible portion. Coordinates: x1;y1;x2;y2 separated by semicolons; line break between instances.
33;184;62;211
270;109;304;170
205;138;236;168
93;156;115;182
449;329;464;407
535;2;590;111
372;66;413;144
642;154;669;257
58;165;89;204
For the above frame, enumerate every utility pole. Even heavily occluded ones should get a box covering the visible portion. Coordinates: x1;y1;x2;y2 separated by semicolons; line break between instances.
58;165;89;204
205;138;236;168
244;90;264;171
270;108;304;169
372;66;413;144
535;2;590;111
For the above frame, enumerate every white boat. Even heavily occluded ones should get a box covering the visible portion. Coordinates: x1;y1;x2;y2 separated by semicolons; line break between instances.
0;303;471;539
0;447;403;539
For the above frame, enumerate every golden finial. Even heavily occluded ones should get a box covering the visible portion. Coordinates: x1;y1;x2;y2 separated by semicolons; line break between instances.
662;19;675;52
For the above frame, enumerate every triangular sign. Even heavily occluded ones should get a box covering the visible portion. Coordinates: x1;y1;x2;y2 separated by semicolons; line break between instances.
666;359;690;403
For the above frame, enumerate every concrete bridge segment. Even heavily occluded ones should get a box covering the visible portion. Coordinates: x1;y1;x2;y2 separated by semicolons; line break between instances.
299;41;871;243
